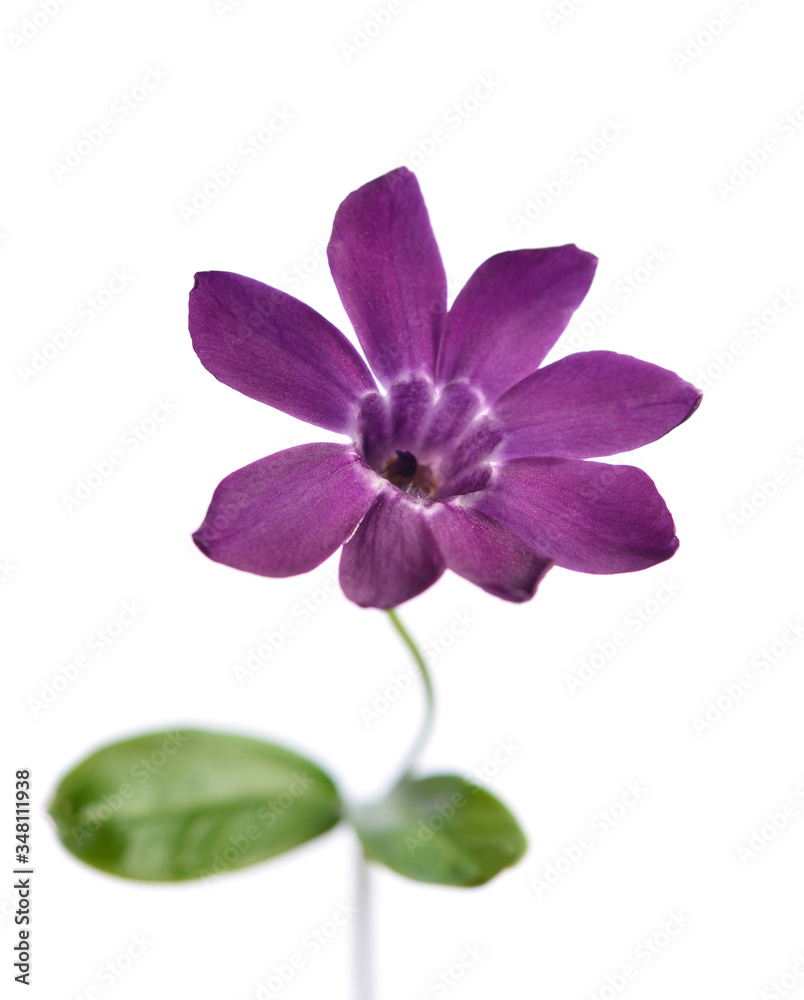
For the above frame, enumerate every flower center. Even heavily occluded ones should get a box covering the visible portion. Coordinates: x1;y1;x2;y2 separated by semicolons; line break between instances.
382;450;438;498
392;449;417;478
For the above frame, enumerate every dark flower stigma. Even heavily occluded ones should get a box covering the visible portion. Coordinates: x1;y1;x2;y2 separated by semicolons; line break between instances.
381;449;438;498
393;450;417;478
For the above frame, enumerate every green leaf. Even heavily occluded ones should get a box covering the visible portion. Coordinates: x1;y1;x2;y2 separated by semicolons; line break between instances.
49;729;342;881
350;775;526;887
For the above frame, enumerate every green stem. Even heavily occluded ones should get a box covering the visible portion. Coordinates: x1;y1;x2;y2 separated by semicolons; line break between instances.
352;611;433;998
385;608;436;784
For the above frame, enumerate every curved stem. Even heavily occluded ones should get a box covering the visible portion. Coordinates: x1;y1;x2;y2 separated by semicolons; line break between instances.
354;843;374;1000
385;608;436;784
351;611;433;999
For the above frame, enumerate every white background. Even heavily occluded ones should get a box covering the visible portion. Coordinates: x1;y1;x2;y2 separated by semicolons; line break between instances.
3;0;804;997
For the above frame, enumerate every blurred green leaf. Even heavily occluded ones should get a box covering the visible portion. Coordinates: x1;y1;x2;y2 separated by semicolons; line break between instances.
49;729;342;881
350;775;526;887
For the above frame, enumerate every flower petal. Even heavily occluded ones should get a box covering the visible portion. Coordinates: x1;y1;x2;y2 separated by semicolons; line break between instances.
388;373;435;452
439;418;502;481
436;247;598;402
430;504;553;602
339;490;445;608
189;271;377;434
495;351;703;459
327;168;447;386
471;458;678;574
434;464;492;501
356;391;392;470
193;444;378;577
420;381;483;454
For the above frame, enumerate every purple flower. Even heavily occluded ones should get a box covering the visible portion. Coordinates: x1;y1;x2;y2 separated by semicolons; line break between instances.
189;168;701;609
